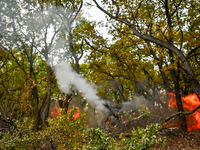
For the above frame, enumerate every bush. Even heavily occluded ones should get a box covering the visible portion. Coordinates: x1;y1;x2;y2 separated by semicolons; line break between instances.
0;117;44;149
83;128;115;150
44;107;86;149
119;123;166;150
0;107;86;149
0;107;166;150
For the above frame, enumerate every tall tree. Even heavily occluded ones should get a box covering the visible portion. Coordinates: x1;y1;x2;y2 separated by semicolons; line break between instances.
91;0;200;131
0;0;64;129
0;0;42;130
92;0;200;97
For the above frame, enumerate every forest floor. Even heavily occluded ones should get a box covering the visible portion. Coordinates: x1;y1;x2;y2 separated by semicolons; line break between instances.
151;129;200;150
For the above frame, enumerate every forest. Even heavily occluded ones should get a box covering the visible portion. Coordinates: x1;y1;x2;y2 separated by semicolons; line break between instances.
0;0;200;149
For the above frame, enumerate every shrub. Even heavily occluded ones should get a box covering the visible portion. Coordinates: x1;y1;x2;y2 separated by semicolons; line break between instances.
44;107;86;149
119;123;166;150
0;117;44;149
0;107;86;149
82;128;115;150
0;107;166;150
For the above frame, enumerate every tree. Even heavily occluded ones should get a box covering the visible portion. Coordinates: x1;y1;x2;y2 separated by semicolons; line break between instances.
0;47;50;126
0;0;62;129
0;0;42;130
39;0;89;117
92;0;200;96
0;49;20;120
0;0;100;129
91;0;200;131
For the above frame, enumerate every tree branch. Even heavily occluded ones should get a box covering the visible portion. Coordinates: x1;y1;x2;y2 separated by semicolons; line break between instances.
186;45;200;59
93;0;131;26
70;0;83;24
162;105;200;124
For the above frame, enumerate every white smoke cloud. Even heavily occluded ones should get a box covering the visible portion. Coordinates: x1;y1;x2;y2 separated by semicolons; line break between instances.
54;61;105;111
120;95;150;113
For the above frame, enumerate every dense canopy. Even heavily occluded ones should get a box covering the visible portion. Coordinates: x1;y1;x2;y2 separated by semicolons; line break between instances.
0;0;200;149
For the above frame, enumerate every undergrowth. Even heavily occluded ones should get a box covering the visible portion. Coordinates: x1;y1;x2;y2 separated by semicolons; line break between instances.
0;107;166;150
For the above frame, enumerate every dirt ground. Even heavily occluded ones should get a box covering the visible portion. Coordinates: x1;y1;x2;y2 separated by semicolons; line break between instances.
151;129;200;150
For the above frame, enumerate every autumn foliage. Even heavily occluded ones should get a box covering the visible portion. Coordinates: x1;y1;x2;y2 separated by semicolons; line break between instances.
0;0;200;149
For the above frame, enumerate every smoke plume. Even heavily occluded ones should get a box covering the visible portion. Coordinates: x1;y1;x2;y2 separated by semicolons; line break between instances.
120;95;150;113
54;61;105;111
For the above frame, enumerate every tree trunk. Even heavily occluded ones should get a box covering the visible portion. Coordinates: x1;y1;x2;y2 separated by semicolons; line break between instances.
32;86;40;131
169;51;187;131
42;65;51;128
58;94;73;112
173;74;188;131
